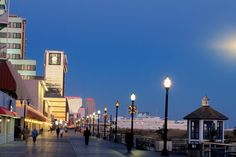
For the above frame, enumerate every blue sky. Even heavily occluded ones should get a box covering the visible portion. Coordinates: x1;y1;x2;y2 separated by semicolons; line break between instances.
12;0;236;127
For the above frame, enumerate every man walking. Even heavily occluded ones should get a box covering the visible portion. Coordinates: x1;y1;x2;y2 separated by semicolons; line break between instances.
32;128;38;143
22;126;30;144
83;127;91;145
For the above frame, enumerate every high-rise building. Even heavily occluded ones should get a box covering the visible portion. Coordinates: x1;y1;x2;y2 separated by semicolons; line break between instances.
44;50;68;121
78;107;85;118
85;98;95;116
0;14;37;80
44;50;67;97
67;97;82;114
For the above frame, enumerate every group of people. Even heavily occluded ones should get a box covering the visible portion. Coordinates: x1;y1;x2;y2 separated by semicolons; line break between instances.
56;127;67;138
20;126;39;144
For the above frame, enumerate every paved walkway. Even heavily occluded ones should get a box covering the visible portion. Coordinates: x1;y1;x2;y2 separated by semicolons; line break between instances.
0;130;186;157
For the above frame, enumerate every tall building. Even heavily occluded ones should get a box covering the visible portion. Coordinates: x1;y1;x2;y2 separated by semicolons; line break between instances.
67;97;82;114
85;98;95;116
0;14;37;80
44;50;68;122
44;50;67;97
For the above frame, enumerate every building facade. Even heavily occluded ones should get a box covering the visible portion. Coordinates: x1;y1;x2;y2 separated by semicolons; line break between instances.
0;14;37;80
85;98;95;116
44;50;67;97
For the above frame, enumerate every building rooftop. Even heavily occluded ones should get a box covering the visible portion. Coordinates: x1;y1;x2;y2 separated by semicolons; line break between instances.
184;105;228;120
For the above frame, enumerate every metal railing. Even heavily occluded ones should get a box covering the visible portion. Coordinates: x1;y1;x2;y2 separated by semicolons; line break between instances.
202;142;236;157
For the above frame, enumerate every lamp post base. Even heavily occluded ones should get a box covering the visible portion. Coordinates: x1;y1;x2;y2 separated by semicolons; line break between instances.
161;148;169;156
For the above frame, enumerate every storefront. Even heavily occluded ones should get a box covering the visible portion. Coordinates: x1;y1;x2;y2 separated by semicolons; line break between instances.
0;93;18;144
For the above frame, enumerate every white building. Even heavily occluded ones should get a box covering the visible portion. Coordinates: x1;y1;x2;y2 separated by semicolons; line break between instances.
116;116;187;130
44;50;67;97
67;97;82;114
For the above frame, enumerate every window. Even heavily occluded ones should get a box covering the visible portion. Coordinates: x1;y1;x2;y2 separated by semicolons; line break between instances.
7;43;21;49
217;121;223;139
191;120;199;139
203;121;214;139
0;5;5;9
8;22;22;28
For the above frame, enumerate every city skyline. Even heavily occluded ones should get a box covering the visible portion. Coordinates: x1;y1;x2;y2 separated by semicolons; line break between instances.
11;1;236;127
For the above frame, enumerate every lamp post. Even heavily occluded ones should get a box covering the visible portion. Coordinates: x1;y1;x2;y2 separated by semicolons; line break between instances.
97;110;101;138
92;112;95;136
86;115;89;128
130;93;136;147
103;107;108;139
20;98;30;128
161;77;172;156
89;114;92;130
114;100;119;142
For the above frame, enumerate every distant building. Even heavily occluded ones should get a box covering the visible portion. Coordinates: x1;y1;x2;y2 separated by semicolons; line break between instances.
0;14;37;80
116;116;187;130
85;98;95;116
78;107;86;118
67;97;82;114
44;50;67;97
67;97;82;126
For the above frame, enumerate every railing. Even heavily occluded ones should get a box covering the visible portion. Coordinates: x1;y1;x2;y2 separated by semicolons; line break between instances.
202;142;236;157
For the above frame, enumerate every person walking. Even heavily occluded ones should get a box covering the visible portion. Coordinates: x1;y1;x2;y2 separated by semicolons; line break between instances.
60;127;65;138
83;127;91;145
22;126;30;144
56;127;60;139
32;128;38;144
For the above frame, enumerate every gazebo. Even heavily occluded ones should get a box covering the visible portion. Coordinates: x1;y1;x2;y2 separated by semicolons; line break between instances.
184;96;228;147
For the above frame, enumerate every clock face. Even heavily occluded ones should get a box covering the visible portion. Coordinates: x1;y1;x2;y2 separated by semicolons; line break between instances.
49;53;61;65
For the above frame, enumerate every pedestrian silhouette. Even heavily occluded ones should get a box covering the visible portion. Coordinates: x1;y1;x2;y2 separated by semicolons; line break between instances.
60;127;65;138
22;126;30;144
56;127;60;139
32;128;38;143
125;132;133;153
83;127;91;145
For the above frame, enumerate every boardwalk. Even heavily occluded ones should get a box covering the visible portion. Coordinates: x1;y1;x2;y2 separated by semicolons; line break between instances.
0;130;186;157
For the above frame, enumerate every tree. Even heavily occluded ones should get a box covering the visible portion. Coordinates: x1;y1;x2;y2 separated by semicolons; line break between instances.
209;128;217;142
156;127;165;141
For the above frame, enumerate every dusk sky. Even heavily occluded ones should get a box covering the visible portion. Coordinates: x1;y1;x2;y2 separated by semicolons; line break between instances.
12;1;236;127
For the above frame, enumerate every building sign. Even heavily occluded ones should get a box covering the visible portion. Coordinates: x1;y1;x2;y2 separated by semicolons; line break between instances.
49;53;61;65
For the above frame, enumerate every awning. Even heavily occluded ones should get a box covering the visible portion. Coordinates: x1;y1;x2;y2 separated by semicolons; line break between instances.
0;61;30;99
27;106;48;122
0;12;8;30
0;106;15;117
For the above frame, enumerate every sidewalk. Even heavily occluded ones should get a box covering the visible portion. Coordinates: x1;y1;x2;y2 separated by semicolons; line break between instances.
0;132;76;157
0;130;187;157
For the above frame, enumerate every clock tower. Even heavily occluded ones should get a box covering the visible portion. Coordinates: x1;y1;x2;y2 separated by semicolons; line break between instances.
44;50;67;97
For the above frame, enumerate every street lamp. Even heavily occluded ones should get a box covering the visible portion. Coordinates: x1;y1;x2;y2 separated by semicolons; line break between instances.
130;93;136;147
97;110;101;138
20;98;30;128
114;100;119;142
161;76;172;156
92;112;95;136
103;107;108;139
86;115;89;128
89;114;92;130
